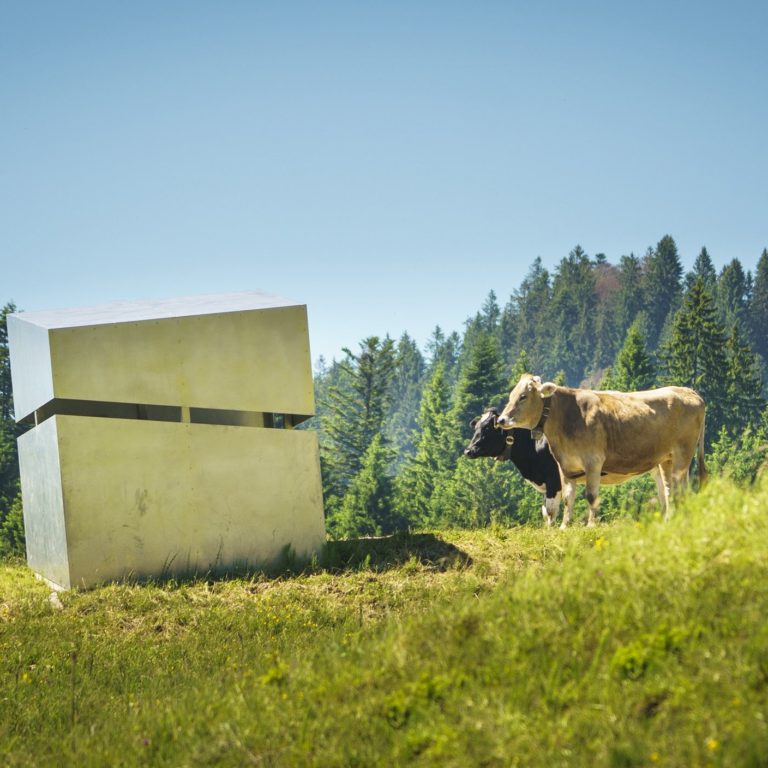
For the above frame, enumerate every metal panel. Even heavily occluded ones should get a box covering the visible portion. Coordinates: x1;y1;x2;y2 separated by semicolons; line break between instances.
52;416;325;588
8;292;315;418
48;305;313;415
7;316;53;423
18;419;71;589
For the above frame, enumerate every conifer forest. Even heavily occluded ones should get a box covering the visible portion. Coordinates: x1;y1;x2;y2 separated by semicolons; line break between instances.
2;236;768;551
312;237;768;537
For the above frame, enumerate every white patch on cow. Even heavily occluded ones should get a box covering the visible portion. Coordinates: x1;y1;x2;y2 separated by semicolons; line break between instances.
539;492;561;527
544;493;561;527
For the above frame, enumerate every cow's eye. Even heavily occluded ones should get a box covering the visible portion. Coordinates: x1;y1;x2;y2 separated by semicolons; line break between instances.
519;394;527;401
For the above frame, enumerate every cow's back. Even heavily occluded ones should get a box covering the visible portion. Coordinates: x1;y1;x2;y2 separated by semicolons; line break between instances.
550;386;705;477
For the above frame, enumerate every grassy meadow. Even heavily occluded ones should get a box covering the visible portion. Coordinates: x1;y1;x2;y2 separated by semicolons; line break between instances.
2;479;768;767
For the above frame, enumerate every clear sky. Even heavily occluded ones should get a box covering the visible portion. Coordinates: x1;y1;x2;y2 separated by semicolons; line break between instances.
2;1;767;366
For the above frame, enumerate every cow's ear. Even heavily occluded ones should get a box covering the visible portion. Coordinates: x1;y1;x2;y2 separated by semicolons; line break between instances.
532;375;542;384
540;382;557;398
469;416;480;428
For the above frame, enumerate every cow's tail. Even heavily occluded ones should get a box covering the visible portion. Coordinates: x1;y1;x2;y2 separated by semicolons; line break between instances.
697;414;708;488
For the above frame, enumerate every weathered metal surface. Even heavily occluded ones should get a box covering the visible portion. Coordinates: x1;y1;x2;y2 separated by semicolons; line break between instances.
8;291;314;422
9;292;325;589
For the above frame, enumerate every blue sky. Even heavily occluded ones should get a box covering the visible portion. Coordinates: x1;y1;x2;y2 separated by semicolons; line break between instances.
2;1;767;366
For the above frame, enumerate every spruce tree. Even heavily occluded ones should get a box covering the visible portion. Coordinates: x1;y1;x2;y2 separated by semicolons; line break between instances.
724;322;765;436
0;304;15;423
716;258;750;330
320;336;396;500
425;326;461;383
498;298;517;368
602;319;656;391
385;333;425;466
438;457;534;528
685;247;717;293
509;348;531;388
644;235;683;347
458;293;502;373
661;277;728;434
330;434;399;538
450;332;506;442
440;342;548;528
591;259;622;374
395;361;456;528
615;254;645;339
0;303;22;547
455;314;485;376
0;493;24;557
479;290;500;333
749;248;768;360
508;257;553;375
549;245;597;384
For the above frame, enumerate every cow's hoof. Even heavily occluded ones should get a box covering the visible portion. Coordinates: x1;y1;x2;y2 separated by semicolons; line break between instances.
559;523;568;531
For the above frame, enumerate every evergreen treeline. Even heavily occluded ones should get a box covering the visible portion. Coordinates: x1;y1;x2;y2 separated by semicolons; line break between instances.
314;238;768;536
1;237;768;551
0;304;25;556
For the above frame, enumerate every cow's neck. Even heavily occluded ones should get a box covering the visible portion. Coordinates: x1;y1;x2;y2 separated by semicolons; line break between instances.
536;388;572;446
531;400;551;441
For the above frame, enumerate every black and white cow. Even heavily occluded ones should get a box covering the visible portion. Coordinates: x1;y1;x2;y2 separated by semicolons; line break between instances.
463;407;563;526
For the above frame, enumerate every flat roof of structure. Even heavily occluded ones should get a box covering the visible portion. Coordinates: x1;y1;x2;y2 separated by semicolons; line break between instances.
11;290;302;329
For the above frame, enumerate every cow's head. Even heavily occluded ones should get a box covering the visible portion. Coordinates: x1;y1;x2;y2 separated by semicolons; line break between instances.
463;408;507;459
496;374;557;430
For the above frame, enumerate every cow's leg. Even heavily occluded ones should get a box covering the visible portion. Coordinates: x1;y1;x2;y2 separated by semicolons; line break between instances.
667;452;693;516
540;495;551;526
657;461;675;521
542;491;561;527
584;469;602;527
673;467;689;495
651;466;669;518
559;480;576;529
540;495;552;526
671;449;692;496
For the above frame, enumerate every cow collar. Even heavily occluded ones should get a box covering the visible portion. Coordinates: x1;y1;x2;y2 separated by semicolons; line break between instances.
531;402;551;441
499;420;515;461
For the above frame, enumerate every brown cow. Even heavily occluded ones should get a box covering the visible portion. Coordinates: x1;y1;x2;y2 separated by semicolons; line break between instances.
495;374;707;527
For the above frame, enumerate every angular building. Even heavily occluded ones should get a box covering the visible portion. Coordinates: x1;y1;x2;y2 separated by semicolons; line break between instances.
8;291;325;589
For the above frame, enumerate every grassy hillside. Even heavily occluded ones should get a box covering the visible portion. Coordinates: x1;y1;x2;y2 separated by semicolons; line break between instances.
2;479;768;767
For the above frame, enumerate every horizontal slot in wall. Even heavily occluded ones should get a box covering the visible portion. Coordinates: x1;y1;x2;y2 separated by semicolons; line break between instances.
27;399;311;429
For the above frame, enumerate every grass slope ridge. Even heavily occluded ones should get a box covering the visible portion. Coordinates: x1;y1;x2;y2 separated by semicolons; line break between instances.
1;479;767;767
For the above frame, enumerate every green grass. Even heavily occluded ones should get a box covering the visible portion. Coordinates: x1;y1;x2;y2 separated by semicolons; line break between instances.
2;479;768;767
